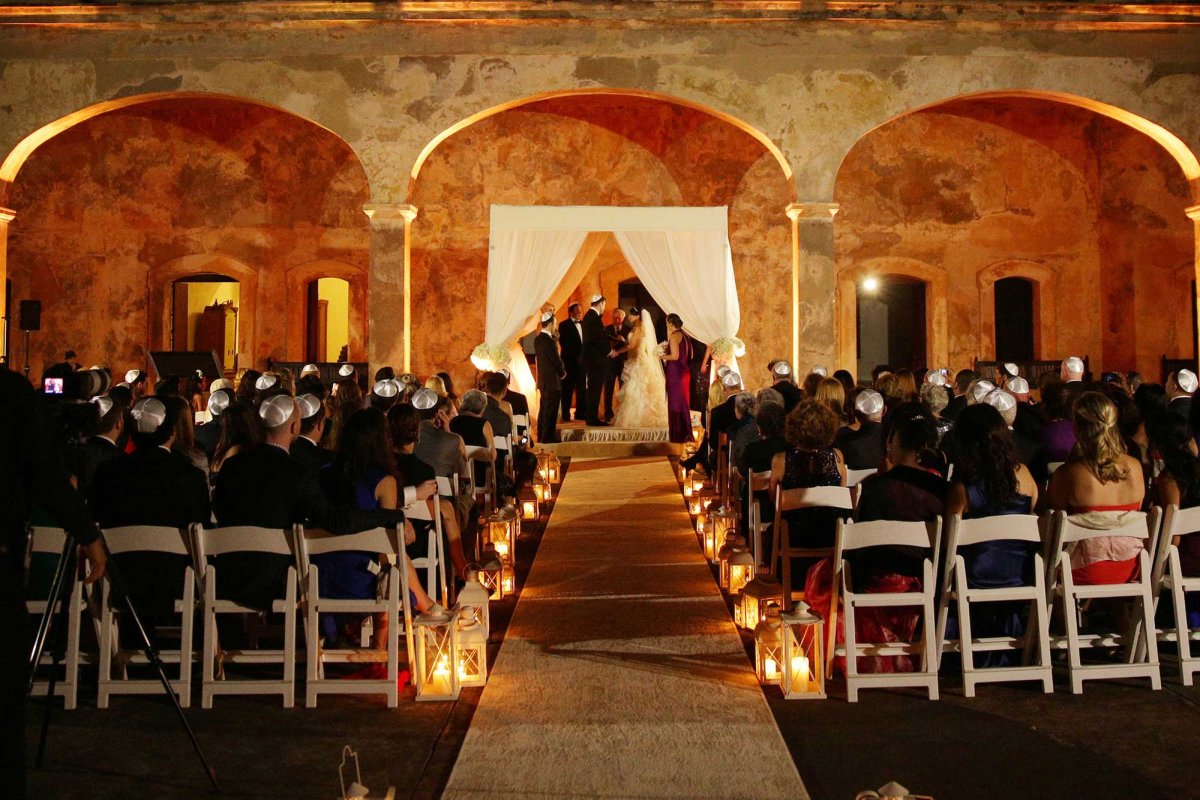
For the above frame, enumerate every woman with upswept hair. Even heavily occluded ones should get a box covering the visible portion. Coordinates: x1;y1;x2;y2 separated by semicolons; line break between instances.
1046;391;1146;585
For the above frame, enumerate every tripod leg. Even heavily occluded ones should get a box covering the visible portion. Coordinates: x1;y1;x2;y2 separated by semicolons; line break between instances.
34;544;76;768
26;537;74;697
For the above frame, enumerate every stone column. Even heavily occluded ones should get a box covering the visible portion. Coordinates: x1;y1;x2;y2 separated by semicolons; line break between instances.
363;203;417;374
786;201;839;372
0;207;14;365
1189;203;1200;362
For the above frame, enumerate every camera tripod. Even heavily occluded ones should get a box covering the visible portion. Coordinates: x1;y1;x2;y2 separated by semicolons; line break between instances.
27;530;220;793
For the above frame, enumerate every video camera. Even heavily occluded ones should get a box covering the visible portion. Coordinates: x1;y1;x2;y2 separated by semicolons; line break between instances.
40;362;112;444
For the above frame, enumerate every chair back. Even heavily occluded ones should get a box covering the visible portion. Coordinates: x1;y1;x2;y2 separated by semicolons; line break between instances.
513;414;530;435
1151;504;1200;589
1044;509;1159;589
777;485;854;513
747;471;771;493
436;475;456;498
195;526;294;559
300;527;401;558
101;525;195;557
29;526;68;555
404;494;440;522
494;435;511;455
1047;461;1066;477
942;513;1039;601
845;468;875;488
465;445;493;463
834;518;940;577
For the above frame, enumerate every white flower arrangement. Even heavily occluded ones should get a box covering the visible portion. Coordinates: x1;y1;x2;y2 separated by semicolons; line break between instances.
654;342;668;358
711;336;746;360
470;343;513;371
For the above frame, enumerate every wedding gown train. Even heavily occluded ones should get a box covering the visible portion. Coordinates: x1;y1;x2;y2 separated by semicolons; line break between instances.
612;309;669;429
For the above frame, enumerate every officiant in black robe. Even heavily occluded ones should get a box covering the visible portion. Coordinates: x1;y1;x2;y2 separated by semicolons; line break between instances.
581;295;609;426
602;308;632;421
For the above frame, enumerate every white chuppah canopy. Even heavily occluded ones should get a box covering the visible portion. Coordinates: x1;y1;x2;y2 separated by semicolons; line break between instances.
475;205;744;401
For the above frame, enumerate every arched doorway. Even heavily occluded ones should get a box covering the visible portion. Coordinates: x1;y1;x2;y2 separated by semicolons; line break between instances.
855;275;928;381
406;90;794;390
993;277;1035;363
306;277;350;363
171;272;240;373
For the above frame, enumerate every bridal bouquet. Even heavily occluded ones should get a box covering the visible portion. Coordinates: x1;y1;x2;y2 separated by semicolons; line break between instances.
654;342;668;358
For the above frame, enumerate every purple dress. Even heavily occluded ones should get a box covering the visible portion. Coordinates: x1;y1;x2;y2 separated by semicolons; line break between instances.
665;333;693;443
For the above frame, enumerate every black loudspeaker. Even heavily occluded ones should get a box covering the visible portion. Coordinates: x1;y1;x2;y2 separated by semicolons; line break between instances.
19;299;41;331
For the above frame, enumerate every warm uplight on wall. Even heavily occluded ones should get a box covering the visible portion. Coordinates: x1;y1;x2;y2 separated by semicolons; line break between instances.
861;277;880;293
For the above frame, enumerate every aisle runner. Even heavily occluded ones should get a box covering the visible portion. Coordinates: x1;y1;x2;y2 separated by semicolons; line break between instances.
443;457;808;800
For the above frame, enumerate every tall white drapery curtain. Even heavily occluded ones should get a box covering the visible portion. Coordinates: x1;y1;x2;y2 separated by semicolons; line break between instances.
481;224;589;397
613;229;741;376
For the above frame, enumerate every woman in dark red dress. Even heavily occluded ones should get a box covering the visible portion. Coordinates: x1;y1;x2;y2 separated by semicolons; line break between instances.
663;313;693;443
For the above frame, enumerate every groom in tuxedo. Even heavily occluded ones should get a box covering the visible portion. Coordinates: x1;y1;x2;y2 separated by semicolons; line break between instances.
580;294;609;426
557;303;584;422
534;312;565;443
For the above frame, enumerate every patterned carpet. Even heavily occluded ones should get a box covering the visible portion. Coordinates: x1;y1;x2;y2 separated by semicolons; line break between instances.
443;457;808;800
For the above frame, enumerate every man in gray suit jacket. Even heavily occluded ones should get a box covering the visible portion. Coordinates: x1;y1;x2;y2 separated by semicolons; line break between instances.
412;388;475;535
535;312;565;443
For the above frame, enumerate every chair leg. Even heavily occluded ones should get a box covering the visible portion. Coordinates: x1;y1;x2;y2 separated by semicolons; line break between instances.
844;596;859;702
97;586;113;709
306;571;320;708
923;593;939;701
179;577;194;709
1034;595;1054;694
1063;589;1085;694
201;605;216;710
64;584;82;711
957;588;975;698
1139;584;1162;690
283;581;297;709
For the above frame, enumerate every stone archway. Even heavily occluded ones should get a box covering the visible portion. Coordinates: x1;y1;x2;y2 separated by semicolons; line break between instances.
284;259;369;362
836;257;948;372
147;254;259;372
977;261;1058;361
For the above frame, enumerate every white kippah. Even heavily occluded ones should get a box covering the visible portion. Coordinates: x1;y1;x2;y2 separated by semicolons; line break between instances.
924;369;948;386
1179;369;1199;394
412;388;438;410
772;361;791;377
125;369;143;384
210;378;233;393
811;365;827;377
1005;377;1030;395
985;388;1017;414
498;368;511;380
300;363;320;377
1063;356;1084;374
131;398;167;433
93;396;114;417
207;390;230;417
716;365;731;379
373;379;399;398
255;374;278;391
259;395;297;429
1003;362;1020;377
590;294;604;304
855;389;884;416
969;380;996;403
338;363;355;378
541;312;555;324
721;371;742;389
296;393;322;420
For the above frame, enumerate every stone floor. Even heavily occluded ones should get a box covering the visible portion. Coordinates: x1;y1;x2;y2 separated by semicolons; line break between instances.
22;454;1200;800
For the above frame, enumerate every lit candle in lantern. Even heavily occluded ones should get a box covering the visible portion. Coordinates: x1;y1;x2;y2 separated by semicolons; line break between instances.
727;549;755;595
737;573;783;631
414;605;461;702
781;603;826;700
501;565;515;596
755;605;783;686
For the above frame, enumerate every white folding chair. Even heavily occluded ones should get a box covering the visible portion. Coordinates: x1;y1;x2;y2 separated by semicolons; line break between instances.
834;518;942;702
937;514;1052;696
1145;504;1200;685
27;527;92;710
513;414;530;438
296;526;409;708
774;485;854;674
1046;461;1065;477
746;471;772;566
193;526;299;708
405;495;448;605
493;434;516;480
846;468;876;488
465;445;496;519
97;525;198;709
1044;509;1161;693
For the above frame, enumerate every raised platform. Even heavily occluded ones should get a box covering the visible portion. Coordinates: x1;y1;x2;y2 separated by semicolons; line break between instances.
540;423;682;458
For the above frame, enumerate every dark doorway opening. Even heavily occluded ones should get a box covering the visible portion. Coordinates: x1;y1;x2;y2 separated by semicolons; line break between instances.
995;277;1035;362
856;276;927;379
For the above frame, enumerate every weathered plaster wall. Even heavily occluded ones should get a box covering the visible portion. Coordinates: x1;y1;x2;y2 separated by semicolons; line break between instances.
833;98;1194;376
408;95;792;391
7;97;370;378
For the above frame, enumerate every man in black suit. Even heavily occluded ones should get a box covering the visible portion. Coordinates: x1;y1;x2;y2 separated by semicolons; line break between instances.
194;388;230;459
580;295;609;426
557;303;584;422
603;308;632;421
67;393;128;498
1167;369;1196;420
499;368;531;440
289;393;332;475
942;368;975;423
535;312;565;444
90;397;210;634
835;389;886;471
213;394;428;611
768;361;803;412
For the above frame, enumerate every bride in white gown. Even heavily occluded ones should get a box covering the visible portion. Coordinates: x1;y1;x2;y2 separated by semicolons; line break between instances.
612;308;669;429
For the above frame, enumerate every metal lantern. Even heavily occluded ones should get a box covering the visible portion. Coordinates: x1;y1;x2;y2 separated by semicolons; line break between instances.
499;502;521;543
695;509;707;537
855;782;934;800
727;549;756;596
413;605;461;702
487;513;514;563
754;605;784;686
704;505;736;562
519;488;540;521
459;566;491;637
537;451;561;485
533;473;553;503
456;605;488;688
500;564;515;597
716;532;747;590
736;572;782;630
688;494;705;516
688;473;706;496
683;475;695;498
781;603;826;699
478;549;505;600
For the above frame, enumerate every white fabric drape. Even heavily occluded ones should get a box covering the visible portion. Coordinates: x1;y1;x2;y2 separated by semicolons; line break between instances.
613;229;741;375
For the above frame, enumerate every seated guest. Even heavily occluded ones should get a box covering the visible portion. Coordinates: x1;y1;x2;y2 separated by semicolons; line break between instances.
918;381;951;442
894;368;918;404
413;389;473;524
1102;384;1148;467
1039;381;1076;464
69;394;128;498
1005;376;1044;442
235;369;262;405
984;389;1041;472
728;391;759;471
325;377;362;450
290;393;333;474
813;377;846;425
833;369;856;409
1061;355;1086;387
946;403;1040;666
740;401;788;477
164;395;207;476
450;389;503;496
873;372;904;414
769;399;846;557
388;402;468;581
835;389;885;471
315;408;435;645
370;378;401;412
1167;370;1197;420
1150;415;1200;582
210;401;263;481
499;368;531;429
90;398;210;634
1046;391;1146;585
1134;381;1168;427
194;388;231;459
482;371;537;489
768;361;802;412
431;372;459;414
942;368;976;423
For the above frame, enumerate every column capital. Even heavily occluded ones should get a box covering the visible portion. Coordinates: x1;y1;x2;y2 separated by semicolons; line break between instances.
363;203;418;227
786;201;839;222
0;207;15;224
1186;203;1200;222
